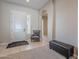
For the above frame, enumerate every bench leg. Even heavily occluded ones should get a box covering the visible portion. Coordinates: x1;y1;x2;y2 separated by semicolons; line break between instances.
66;57;69;59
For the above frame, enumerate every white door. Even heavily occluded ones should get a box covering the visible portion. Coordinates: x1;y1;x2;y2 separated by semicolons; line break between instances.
10;10;27;42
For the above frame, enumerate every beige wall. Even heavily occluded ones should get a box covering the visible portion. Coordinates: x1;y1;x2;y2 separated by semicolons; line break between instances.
40;0;54;41
40;0;77;47
0;2;2;43
55;0;78;47
0;1;40;43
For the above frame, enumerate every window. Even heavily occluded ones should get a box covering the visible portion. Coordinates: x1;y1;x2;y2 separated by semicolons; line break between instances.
27;15;31;34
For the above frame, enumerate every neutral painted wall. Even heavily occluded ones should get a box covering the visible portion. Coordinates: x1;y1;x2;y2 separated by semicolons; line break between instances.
40;0;77;48
40;0;54;41
0;2;2;43
55;0;78;47
0;1;40;43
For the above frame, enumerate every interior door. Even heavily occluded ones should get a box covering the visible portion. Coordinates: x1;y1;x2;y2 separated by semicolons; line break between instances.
10;10;27;42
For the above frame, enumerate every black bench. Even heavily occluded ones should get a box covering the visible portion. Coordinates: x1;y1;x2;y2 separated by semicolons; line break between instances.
49;40;74;59
7;41;29;48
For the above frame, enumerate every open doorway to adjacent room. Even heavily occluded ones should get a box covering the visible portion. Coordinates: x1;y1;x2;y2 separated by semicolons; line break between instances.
42;10;48;37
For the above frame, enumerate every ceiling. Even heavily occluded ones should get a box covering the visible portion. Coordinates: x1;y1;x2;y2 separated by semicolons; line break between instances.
2;0;49;10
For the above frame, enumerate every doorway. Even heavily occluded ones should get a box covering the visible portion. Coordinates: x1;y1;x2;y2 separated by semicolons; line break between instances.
42;14;48;37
